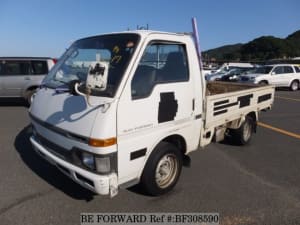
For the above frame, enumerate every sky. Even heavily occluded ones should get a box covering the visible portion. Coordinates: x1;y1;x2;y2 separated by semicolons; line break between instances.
0;0;299;57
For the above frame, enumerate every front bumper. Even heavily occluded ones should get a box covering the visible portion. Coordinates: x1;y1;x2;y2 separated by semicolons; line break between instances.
30;135;118;197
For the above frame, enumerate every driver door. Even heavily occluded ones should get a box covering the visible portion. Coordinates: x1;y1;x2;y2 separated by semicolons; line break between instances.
116;41;194;183
1;60;31;97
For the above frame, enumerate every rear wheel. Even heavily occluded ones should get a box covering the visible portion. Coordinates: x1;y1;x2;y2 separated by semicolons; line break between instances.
230;116;255;145
140;142;182;196
290;80;299;91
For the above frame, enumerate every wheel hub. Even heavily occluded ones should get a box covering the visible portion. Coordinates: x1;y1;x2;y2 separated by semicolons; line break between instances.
292;82;298;91
243;121;252;141
155;154;178;189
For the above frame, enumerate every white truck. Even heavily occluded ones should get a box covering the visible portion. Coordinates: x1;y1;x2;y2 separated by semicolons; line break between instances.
29;30;275;197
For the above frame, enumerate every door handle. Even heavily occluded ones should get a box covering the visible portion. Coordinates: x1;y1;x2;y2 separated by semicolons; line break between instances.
24;77;31;80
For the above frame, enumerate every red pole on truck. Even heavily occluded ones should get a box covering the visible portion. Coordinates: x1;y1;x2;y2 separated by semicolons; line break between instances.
191;17;203;71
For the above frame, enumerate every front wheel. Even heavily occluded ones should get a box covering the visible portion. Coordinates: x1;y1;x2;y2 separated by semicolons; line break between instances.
290;80;299;91
230;116;255;145
25;89;36;105
140;142;182;196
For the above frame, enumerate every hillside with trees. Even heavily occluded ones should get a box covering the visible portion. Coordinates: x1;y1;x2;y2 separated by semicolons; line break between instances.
203;30;300;61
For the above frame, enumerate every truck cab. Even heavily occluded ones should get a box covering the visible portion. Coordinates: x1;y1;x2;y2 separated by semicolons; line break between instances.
30;31;203;196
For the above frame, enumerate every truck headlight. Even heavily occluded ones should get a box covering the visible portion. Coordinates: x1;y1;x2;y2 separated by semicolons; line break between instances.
95;157;111;173
82;152;95;170
76;149;116;174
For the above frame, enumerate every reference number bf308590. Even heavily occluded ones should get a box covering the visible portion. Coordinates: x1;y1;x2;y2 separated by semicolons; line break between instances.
81;213;219;225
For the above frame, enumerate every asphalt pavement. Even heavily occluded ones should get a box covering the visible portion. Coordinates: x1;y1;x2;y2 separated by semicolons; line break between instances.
0;91;300;225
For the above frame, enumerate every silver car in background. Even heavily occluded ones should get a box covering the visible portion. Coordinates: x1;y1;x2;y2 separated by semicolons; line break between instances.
239;64;300;91
0;57;56;104
205;62;254;81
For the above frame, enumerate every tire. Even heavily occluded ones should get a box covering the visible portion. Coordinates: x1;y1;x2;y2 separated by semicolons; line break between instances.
140;142;183;196
290;80;299;91
25;89;36;105
231;116;254;145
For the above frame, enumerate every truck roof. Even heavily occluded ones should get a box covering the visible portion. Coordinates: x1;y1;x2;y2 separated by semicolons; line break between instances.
77;30;191;42
106;30;189;36
265;64;298;67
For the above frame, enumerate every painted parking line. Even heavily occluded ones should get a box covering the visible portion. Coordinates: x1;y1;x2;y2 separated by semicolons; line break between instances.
276;96;300;102
257;122;300;140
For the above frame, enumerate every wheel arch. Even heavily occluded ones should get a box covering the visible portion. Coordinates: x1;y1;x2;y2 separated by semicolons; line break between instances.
259;80;269;85
23;85;39;98
289;79;299;87
161;134;187;155
27;85;39;91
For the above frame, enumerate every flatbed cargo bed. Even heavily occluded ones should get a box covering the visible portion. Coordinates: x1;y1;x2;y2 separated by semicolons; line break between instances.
206;81;262;95
204;81;275;129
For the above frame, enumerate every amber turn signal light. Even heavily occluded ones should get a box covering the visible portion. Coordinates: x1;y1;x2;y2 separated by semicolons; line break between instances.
88;137;117;147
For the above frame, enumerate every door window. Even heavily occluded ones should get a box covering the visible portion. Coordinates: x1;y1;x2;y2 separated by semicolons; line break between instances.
283;66;293;74
131;43;189;99
294;66;300;73
31;60;48;75
4;61;30;75
273;66;284;75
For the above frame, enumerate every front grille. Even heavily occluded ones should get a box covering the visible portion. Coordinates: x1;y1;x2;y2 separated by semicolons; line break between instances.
36;133;72;161
29;113;89;144
241;77;249;81
32;131;110;175
32;125;117;175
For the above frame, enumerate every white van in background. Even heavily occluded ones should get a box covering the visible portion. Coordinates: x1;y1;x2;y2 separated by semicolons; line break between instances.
0;57;56;104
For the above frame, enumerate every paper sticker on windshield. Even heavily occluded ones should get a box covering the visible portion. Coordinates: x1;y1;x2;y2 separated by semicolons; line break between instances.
113;46;120;54
126;41;134;48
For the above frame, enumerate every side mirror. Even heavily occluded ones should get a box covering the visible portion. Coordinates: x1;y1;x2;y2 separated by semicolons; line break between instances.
271;72;276;75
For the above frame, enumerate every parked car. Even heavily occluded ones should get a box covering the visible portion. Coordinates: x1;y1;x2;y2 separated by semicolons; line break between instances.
239;64;300;91
0;57;56;104
205;71;227;81
206;63;254;81
220;67;254;82
212;62;254;74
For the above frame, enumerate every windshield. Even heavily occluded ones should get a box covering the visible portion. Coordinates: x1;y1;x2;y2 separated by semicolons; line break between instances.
43;33;140;97
254;66;273;74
